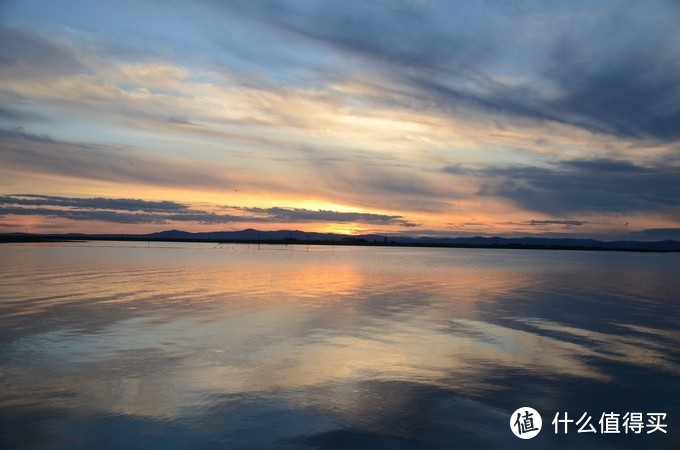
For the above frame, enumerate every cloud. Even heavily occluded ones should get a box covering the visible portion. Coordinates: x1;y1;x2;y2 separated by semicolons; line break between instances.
0;106;46;122
630;228;680;240
1;2;678;237
0;194;417;227
0;125;450;216
451;157;680;215
0;127;235;190
539;34;680;140
0;206;169;224
0;126;443;214
0;23;86;79
526;220;586;227
3;4;679;148
0;194;189;213
202;0;680;141
234;206;418;227
309;161;452;213
0;127;58;144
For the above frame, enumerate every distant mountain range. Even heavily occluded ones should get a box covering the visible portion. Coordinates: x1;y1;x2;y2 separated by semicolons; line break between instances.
2;228;680;252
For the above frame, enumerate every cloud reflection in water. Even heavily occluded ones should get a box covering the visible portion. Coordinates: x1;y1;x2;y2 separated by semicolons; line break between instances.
0;243;678;449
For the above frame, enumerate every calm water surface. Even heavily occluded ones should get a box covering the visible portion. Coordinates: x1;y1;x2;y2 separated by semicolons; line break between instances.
0;243;678;449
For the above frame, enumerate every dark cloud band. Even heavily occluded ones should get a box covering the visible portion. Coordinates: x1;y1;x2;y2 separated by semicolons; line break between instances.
445;157;680;216
0;195;416;227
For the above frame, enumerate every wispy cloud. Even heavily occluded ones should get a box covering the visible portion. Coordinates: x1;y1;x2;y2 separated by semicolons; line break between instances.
0;127;236;190
0;2;678;236
202;0;680;141
0;23;86;79
0;106;46;122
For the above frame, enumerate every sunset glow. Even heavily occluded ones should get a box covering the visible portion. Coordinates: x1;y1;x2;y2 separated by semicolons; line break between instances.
1;1;678;239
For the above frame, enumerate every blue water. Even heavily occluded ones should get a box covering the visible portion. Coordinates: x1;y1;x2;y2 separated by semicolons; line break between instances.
0;242;678;449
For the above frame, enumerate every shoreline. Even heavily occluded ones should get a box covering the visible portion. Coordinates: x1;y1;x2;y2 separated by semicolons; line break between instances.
1;235;678;253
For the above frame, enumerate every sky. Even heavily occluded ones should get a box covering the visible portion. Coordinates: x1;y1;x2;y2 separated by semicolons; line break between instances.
0;0;679;239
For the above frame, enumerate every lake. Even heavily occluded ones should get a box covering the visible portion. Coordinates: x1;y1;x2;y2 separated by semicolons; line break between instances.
0;242;678;449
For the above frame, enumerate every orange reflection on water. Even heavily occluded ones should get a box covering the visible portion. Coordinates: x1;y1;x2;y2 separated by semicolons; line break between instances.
2;243;678;424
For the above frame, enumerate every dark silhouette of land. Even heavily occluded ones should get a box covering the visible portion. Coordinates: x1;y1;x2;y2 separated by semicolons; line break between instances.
1;228;679;252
